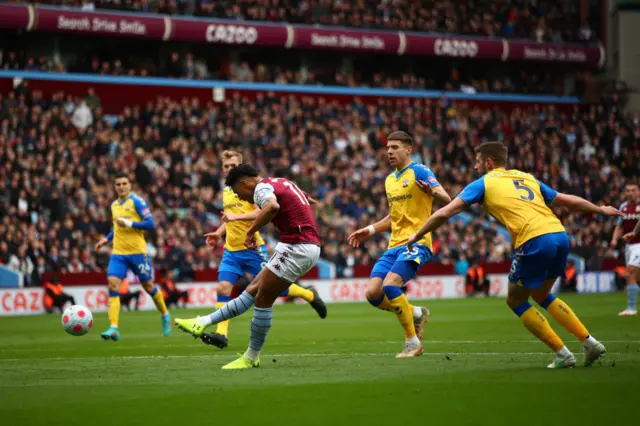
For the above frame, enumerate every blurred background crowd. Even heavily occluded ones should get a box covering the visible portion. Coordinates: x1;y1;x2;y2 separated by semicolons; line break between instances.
1;84;635;285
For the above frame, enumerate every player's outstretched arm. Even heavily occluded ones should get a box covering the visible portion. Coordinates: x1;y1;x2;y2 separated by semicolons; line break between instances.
204;223;225;248
117;197;156;230
348;214;391;248
416;180;452;205
94;231;113;251
407;198;468;250
624;220;640;242
612;224;624;247
551;193;623;217
245;198;280;248
222;208;261;223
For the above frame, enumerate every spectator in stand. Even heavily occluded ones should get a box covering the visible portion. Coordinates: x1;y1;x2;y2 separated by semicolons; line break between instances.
8;246;35;286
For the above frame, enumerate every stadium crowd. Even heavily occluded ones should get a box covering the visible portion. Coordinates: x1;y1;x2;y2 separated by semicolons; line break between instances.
1;47;581;96
0;78;636;285
16;0;597;43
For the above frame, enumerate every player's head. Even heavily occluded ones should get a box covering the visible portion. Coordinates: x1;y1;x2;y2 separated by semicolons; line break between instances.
114;172;132;199
386;131;413;169
474;142;508;173
221;150;243;178
225;163;260;202
625;182;639;201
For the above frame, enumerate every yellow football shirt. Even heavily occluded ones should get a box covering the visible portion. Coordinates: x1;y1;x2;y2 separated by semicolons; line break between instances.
223;186;265;251
110;194;152;255
386;162;440;250
458;168;565;248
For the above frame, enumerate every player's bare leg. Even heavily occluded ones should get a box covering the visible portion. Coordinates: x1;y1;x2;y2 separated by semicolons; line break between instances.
222;269;291;370
102;276;121;341
531;279;606;366
371;273;426;358
619;265;639;316
507;283;575;368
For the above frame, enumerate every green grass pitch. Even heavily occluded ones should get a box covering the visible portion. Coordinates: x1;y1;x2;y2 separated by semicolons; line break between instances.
1;293;638;426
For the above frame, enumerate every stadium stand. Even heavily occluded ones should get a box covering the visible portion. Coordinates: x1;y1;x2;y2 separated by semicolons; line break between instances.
15;0;596;43
0;77;635;285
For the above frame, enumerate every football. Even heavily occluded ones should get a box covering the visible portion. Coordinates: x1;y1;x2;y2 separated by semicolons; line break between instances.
61;305;94;336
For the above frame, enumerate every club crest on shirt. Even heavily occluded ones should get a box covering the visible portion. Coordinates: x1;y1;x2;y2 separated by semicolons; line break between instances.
124;205;130;211
403;179;409;188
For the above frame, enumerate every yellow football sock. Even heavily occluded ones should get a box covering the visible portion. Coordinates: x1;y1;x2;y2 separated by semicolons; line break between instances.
151;287;168;316
515;302;564;352
388;292;416;339
540;295;589;342
367;293;393;312
287;283;314;302
215;302;229;337
108;292;120;328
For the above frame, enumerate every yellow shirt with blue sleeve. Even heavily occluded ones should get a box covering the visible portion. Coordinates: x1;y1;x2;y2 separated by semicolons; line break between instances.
108;194;155;255
222;186;265;252
386;162;439;251
458;168;566;248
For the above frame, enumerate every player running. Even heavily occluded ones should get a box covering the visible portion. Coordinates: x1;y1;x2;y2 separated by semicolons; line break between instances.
175;164;322;369
194;150;326;349
611;183;640;316
95;172;171;341
348;131;452;358
406;142;621;368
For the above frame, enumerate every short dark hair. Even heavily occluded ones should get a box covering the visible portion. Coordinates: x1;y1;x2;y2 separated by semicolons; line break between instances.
474;142;508;166
225;163;259;187
387;131;413;146
114;172;129;181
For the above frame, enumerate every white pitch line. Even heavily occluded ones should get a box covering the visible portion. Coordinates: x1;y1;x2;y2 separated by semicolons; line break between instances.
1;339;638;353
0;352;624;362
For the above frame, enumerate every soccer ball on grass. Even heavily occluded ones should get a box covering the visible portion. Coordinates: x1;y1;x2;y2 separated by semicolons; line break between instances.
62;305;93;336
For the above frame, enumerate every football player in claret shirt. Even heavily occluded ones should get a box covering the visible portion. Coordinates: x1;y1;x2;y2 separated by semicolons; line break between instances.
348;131;452;358
188;150;326;350
407;142;622;368
611;182;640;316
95;173;170;341
176;164;323;369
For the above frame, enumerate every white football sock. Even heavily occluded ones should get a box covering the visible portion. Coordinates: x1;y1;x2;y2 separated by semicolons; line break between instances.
557;346;572;357
245;347;261;362
406;336;421;346
584;335;597;346
413;306;422;319
196;316;212;326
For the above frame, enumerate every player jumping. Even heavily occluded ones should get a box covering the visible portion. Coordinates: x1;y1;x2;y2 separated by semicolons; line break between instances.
192;150;326;349
348;131;452;358
406;142;620;368
175;164;322;369
611;182;640;316
95;172;171;341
